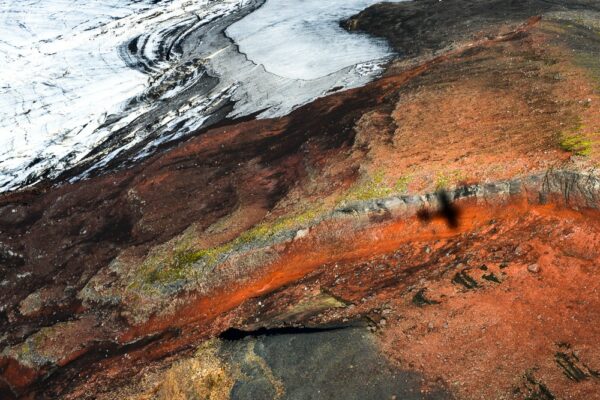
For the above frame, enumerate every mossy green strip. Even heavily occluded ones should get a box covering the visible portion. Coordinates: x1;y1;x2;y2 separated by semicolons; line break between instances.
559;133;593;156
136;207;327;289
340;171;410;204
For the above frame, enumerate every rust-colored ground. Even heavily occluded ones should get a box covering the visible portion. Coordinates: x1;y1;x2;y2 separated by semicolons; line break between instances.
251;199;600;399
101;197;600;399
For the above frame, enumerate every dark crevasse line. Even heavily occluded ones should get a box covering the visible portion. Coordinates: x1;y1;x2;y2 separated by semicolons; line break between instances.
218;324;361;341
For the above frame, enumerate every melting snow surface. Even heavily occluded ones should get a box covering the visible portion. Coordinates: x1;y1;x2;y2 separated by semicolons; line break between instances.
227;0;399;80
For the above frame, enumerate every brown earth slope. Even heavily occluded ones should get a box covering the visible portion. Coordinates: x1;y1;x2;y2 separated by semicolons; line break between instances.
1;1;600;399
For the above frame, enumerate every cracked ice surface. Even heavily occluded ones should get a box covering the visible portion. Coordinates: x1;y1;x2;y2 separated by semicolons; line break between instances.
0;0;402;192
0;0;252;190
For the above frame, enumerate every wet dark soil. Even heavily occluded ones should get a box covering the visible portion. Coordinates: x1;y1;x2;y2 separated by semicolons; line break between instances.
219;326;450;400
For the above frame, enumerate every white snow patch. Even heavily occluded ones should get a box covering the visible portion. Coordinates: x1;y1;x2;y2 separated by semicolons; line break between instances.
226;0;403;80
0;0;248;190
0;0;406;192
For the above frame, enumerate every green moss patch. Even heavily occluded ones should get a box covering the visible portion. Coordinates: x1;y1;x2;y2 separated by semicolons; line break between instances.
136;207;327;289
559;133;593;156
340;171;410;204
435;170;464;190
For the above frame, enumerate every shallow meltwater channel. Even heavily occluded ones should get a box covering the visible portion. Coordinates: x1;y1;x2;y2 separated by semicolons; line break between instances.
0;0;402;192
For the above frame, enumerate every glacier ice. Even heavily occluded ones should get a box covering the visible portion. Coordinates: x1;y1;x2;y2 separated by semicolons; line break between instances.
227;0;399;80
0;0;403;192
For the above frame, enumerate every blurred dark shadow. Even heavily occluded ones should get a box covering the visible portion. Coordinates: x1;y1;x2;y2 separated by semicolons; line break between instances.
417;190;460;229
